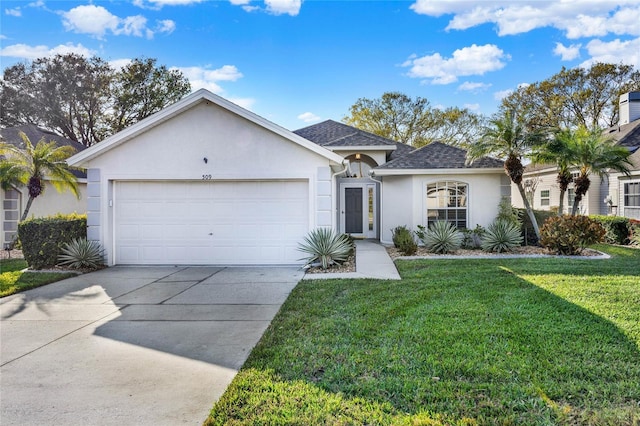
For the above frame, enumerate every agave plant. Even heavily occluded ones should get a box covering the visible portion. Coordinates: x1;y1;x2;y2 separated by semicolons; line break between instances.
298;228;353;270
58;238;105;269
420;221;462;254
481;219;523;253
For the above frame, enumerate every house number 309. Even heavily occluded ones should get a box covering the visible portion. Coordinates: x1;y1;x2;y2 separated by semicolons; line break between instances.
202;174;212;180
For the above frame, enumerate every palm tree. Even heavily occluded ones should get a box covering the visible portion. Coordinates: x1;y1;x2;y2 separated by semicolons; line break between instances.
0;132;80;222
466;109;547;241
568;127;632;215
530;128;577;216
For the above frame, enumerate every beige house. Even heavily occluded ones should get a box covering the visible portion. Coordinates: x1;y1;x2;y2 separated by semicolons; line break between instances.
1;125;86;249
512;92;640;218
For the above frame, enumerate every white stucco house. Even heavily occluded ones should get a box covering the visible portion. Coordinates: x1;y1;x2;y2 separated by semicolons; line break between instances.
512;92;640;218
1;125;87;249
67;89;507;266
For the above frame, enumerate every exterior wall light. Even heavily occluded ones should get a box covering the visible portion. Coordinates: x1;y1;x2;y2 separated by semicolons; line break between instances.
203;157;208;163
355;153;361;160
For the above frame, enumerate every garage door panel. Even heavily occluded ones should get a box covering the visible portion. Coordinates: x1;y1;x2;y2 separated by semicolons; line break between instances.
115;180;308;265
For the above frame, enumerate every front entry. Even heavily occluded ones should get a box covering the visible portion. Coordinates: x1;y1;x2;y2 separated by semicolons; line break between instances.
340;181;378;238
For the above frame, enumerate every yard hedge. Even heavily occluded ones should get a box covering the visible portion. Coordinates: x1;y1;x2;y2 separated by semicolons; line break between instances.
590;215;632;245
18;214;87;269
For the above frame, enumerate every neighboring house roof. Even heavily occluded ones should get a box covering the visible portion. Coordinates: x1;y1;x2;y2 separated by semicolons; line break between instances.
0;124;87;179
68;89;344;167
376;141;504;172
605;118;640;152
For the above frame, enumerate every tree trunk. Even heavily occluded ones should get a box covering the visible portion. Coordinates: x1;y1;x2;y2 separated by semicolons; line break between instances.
558;189;566;216
20;195;35;222
516;183;541;242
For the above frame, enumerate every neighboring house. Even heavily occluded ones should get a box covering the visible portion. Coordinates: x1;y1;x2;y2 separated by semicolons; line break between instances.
512;91;640;218
0;124;87;249
67;89;506;266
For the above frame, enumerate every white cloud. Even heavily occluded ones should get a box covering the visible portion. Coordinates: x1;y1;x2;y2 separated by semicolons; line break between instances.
464;103;480;111
228;0;301;16
62;5;120;39
0;43;95;60
61;5;171;39
458;81;491;92
403;44;508;85
156;19;176;34
228;97;256;110
109;58;133;70
553;42;581;61
580;37;640;69
493;89;513;101
134;0;204;7
410;1;640;39
265;0;301;16
5;8;21;17
298;112;321;123
173;65;244;93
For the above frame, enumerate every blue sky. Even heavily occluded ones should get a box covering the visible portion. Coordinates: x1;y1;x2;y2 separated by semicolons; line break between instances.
1;1;639;130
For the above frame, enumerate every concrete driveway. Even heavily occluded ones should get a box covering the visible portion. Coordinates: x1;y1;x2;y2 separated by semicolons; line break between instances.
0;266;304;426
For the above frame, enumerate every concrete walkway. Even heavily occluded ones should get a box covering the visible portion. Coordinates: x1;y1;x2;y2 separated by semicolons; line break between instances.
303;240;401;280
0;266;303;426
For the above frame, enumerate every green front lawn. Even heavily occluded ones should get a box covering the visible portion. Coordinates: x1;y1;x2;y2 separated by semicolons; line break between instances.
0;259;76;297
206;245;640;425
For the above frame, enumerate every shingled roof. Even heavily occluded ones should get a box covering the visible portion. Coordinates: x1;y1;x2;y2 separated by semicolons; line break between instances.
294;119;414;161
0;124;87;178
605;118;640;152
376;141;504;170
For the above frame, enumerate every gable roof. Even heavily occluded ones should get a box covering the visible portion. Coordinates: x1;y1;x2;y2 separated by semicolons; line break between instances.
375;141;503;174
67;89;344;167
294;120;400;151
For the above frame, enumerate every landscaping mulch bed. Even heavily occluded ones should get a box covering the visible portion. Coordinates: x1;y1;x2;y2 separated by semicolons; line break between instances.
1;249;24;260
304;253;356;274
386;245;603;260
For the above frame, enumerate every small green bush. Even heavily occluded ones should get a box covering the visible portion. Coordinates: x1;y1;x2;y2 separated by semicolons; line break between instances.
540;215;606;255
417;221;462;254
461;225;486;249
58;238;104;270
18;214;87;269
391;226;417;256
630;224;640;247
482;220;523;253
590;215;631;245
298;228;354;270
518;208;555;245
497;197;522;228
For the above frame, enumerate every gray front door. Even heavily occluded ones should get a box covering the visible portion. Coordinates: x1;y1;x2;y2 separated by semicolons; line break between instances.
345;187;363;233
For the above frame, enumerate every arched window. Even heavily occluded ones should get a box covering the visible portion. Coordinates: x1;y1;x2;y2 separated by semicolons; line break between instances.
426;181;467;229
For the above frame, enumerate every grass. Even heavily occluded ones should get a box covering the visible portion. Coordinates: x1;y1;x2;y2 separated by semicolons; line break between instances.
206;244;640;425
0;259;76;297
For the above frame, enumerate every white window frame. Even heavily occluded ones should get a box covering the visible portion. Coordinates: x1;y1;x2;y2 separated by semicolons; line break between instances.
425;181;468;230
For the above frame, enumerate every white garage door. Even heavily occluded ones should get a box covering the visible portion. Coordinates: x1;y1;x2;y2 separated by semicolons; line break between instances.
114;180;309;265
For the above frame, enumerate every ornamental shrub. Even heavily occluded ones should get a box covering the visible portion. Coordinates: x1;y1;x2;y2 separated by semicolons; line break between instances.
18;214;87;269
482;220;523;253
417;221;462;254
540;215;605;255
391;225;417;256
298;228;354;270
58;238;105;270
461;225;486;249
630;224;640;247
517;208;556;246
590;215;631;245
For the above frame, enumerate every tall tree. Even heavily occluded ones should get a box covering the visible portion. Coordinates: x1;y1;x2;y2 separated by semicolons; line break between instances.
0;132;80;222
530;128;578;215
501;63;640;131
343;92;485;147
1;54;191;146
567;127;632;215
466;109;548;241
109;58;191;133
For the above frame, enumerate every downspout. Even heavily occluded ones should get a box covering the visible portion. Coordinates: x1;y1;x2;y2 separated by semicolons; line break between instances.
331;160;350;233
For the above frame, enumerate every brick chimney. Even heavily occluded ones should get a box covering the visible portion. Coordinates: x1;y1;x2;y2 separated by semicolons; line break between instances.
619;92;640;125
